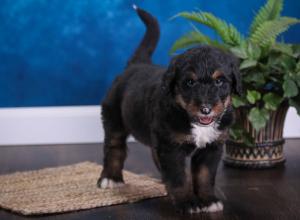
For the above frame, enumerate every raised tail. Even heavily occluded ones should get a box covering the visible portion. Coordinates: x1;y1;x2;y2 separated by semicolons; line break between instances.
127;5;160;66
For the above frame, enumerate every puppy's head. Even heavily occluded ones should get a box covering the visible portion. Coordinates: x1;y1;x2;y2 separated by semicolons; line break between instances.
163;46;241;126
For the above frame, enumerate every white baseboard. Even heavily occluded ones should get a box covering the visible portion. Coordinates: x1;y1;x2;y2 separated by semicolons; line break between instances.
0;106;104;145
0;106;299;145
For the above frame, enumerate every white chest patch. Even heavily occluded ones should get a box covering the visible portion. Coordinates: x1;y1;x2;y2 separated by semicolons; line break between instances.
191;123;221;148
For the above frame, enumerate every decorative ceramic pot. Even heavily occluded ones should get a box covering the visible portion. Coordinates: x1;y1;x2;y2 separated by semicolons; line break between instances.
224;102;289;169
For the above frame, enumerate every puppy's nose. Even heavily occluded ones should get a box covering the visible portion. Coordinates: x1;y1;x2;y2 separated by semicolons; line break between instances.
200;105;211;115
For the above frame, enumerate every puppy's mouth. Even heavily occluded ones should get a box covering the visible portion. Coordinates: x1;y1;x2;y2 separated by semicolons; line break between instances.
198;116;214;125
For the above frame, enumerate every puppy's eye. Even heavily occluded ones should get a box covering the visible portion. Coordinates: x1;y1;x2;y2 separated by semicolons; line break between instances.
186;79;196;87
215;78;224;87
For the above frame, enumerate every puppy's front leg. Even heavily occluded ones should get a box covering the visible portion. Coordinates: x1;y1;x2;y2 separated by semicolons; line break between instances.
155;147;198;213
191;142;224;213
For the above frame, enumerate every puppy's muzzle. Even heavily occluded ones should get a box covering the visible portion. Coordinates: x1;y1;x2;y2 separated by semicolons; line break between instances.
200;105;211;115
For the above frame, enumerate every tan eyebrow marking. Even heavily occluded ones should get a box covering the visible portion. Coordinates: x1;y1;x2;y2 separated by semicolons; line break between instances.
190;72;198;80
212;70;223;79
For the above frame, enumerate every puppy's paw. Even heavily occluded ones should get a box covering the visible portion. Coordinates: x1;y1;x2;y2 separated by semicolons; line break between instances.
176;198;224;214
200;201;224;213
97;177;124;189
175;197;201;214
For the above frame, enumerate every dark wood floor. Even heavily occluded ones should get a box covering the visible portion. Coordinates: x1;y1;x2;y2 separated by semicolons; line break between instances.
0;139;300;220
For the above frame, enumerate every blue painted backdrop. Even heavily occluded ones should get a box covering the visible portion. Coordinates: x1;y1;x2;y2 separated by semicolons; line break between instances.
0;0;299;107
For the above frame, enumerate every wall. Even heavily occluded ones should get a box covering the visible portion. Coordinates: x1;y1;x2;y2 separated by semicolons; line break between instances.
0;0;299;144
0;0;299;107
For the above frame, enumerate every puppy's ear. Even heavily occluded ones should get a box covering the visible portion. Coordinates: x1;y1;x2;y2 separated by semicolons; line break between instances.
230;56;242;95
162;56;178;95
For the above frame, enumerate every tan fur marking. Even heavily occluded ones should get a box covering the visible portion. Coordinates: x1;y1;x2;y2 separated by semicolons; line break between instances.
172;132;193;145
110;138;122;147
194;165;213;197
198;166;210;183
175;94;199;117
109;132;126;146
190;72;198;81
212;96;231;117
212;101;225;116
111;157;123;169
224;95;232;108
175;94;187;109
212;70;223;79
187;101;200;116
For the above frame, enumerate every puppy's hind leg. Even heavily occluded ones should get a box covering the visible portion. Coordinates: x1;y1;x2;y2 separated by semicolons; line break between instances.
98;131;128;189
97;103;128;189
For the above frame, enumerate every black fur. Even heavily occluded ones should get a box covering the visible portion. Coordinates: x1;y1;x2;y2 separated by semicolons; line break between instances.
98;6;241;214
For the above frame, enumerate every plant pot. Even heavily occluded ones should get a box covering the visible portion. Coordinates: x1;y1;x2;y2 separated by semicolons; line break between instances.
224;103;289;169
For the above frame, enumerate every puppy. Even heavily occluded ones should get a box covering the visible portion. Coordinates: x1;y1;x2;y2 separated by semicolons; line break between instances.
97;6;242;214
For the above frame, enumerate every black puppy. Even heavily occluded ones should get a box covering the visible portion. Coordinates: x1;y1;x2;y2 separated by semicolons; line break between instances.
97;6;241;214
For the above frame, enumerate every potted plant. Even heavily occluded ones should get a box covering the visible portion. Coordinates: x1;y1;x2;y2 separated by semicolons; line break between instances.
171;0;300;168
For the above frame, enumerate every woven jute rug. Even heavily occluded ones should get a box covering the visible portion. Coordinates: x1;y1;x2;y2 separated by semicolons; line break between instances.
0;162;167;215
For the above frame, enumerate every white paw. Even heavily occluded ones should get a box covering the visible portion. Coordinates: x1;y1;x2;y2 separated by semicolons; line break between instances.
188;207;201;214
99;178;124;189
201;201;224;213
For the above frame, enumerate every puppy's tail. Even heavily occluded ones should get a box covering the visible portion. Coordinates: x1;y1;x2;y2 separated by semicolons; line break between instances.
127;5;160;66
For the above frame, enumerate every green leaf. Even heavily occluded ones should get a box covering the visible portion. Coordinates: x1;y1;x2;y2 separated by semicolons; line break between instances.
247;90;261;104
240;60;257;70
170;28;224;53
243;72;266;86
283;79;298;98
297;62;300;72
243;133;256;147
232;95;247;108
248;108;270;131
173;11;244;46
267;51;282;67
272;43;294;56
229;127;255;146
170;31;212;53
229;128;243;140
292;44;300;57
230;46;248;59
247;42;262;60
294;73;300;87
263;93;283;110
260;44;273;58
280;54;297;71
250;0;283;34
250;17;300;48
